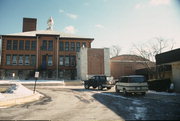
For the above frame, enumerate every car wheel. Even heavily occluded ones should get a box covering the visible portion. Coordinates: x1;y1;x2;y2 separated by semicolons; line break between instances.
107;87;111;90
123;89;127;96
98;85;103;90
115;86;119;93
93;86;97;89
84;84;89;89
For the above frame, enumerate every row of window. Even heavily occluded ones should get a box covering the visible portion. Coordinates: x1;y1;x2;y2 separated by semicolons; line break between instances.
6;54;36;66
6;40;36;50
59;55;76;66
6;40;87;52
59;42;86;52
5;54;76;67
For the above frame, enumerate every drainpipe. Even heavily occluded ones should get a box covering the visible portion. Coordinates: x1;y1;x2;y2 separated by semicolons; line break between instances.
56;36;59;79
36;36;39;70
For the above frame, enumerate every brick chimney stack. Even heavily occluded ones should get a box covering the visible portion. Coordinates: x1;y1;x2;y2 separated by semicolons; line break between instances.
22;18;37;32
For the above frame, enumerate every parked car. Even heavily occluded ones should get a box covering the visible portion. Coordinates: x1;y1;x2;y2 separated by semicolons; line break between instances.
115;75;148;96
84;75;114;90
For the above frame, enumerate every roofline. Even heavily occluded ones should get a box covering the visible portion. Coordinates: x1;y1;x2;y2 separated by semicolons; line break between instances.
1;35;94;40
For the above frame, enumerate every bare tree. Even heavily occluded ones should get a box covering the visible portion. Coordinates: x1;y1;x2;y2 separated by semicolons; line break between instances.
110;45;121;58
132;37;175;79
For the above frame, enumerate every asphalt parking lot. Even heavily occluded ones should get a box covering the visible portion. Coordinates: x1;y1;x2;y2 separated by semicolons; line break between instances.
0;86;180;121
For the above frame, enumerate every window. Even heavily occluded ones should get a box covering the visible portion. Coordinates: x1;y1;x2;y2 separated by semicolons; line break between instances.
48;40;53;51
76;42;80;52
59;41;64;51
48;55;53;66
121;77;128;83
7;40;12;50
6;54;11;65
25;40;30;50
59;56;64;66
13;40;18;50
82;42;86;48
12;55;17;65
42;40;47;50
65;42;69;51
19;40;24;50
70;42;75;51
65;56;69;66
31;55;36;66
25;55;30;65
31;41;36;50
18;55;24;65
70;56;76;66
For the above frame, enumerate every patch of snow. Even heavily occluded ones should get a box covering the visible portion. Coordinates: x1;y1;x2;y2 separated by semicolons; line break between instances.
148;90;179;96
134;107;147;120
0;93;4;99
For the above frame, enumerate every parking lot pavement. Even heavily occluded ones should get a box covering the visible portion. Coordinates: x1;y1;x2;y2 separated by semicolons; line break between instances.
0;86;180;121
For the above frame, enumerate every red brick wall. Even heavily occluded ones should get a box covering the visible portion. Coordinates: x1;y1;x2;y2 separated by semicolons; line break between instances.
87;49;104;75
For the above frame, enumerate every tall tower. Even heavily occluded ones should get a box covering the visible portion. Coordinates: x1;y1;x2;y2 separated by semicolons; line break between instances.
47;17;54;30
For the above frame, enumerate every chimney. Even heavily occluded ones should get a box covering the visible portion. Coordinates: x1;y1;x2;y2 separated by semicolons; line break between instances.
22;18;37;32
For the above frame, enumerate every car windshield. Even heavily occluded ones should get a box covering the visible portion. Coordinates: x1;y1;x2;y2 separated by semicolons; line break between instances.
129;77;145;83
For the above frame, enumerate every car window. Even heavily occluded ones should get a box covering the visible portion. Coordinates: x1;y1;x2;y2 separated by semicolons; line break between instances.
99;76;106;81
90;76;95;80
129;77;145;83
95;76;99;80
121;77;128;83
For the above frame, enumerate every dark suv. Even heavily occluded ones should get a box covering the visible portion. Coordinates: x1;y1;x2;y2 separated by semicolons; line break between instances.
84;75;114;90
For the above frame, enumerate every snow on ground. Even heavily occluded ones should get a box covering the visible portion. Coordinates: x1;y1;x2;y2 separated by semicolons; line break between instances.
147;90;180;96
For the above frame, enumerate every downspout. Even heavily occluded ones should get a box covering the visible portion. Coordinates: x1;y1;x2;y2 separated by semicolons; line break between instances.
36;36;39;70
56;36;59;79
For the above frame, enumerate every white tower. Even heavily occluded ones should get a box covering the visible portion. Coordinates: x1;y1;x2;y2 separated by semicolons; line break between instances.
47;16;54;30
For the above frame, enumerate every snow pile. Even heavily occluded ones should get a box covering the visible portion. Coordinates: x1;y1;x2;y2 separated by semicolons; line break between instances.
6;83;33;95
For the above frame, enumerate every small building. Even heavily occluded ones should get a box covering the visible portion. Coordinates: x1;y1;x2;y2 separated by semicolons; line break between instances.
110;55;155;79
77;47;110;80
156;48;180;92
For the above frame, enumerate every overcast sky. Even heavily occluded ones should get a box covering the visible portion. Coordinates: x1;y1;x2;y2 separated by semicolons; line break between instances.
0;0;180;54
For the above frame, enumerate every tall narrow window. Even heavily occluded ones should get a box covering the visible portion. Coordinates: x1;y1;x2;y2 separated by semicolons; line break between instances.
70;56;76;66
25;40;30;50
25;55;30;65
59;56;64;66
13;40;18;50
6;54;11;65
70;42;75;51
19;40;24;50
59;41;64;51
7;40;12;50
42;40;47;50
65;56;69;66
82;42;86;47
31;55;36;66
12;55;17;65
18;55;24;65
48;55;53;66
48;40;53;51
76;42;80;52
31;41;36;50
65;42;69;51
